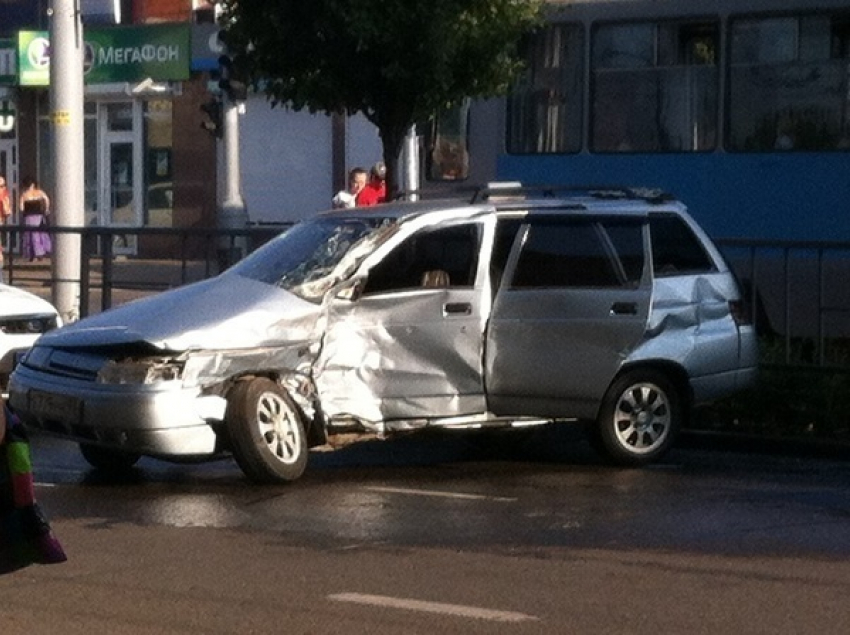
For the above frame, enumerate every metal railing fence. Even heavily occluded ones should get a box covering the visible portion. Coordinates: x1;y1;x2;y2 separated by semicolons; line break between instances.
716;237;850;370
3;225;850;369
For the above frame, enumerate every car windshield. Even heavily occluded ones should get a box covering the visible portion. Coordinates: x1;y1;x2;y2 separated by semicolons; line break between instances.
229;216;397;302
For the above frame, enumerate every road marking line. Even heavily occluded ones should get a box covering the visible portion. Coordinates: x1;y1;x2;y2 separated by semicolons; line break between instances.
328;593;538;622
363;485;516;502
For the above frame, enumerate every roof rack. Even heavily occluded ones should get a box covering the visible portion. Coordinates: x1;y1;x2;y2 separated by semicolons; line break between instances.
469;183;675;205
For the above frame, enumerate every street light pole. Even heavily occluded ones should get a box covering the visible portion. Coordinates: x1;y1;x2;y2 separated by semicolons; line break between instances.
49;0;85;322
403;124;420;201
220;98;247;236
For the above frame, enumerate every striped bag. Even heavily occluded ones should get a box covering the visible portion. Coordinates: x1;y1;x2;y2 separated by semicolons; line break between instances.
0;405;66;573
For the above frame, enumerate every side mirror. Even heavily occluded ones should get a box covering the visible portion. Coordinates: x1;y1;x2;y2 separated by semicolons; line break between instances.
335;276;366;302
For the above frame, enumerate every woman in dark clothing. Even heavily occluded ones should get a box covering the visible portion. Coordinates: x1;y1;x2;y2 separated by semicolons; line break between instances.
18;176;52;261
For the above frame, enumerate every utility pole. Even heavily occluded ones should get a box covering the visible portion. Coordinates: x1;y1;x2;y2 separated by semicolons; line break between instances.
403;125;420;201
49;0;85;322
220;98;247;253
217;53;248;267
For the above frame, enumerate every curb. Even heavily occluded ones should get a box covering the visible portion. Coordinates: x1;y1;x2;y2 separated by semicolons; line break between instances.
679;428;850;460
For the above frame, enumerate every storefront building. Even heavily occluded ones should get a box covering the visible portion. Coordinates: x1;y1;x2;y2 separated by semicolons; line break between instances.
0;1;219;257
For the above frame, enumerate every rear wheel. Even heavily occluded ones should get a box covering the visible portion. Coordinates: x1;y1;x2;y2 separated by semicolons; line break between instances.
226;378;308;484
591;370;680;466
79;443;141;471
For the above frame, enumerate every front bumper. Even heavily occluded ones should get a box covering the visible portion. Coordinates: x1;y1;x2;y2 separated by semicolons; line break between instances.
8;365;226;458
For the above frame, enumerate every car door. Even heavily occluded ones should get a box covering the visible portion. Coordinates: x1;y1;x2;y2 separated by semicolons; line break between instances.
485;214;652;419
315;217;491;423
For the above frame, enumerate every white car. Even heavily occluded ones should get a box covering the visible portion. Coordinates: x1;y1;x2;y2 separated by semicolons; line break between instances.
0;284;61;393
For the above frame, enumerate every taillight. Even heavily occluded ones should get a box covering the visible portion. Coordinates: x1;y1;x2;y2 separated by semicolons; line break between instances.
729;300;751;326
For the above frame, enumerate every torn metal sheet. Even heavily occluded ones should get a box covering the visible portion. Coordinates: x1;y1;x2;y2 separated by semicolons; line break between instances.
314;288;487;425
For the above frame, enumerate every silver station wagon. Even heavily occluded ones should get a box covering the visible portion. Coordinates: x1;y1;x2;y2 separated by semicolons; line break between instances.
9;187;758;483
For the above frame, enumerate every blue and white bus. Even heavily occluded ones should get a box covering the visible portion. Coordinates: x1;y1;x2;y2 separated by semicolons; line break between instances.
428;0;850;242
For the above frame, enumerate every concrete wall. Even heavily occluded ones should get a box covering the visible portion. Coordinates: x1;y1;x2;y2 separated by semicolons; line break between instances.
239;99;382;224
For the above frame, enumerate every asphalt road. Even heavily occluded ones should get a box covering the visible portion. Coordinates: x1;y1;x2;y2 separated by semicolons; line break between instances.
2;427;850;634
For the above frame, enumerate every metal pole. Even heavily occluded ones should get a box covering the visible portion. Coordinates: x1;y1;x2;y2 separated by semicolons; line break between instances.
218;100;248;266
403;124;420;201
49;0;85;323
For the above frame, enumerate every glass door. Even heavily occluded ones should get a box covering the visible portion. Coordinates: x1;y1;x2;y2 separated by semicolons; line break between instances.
0;100;18;256
98;102;142;255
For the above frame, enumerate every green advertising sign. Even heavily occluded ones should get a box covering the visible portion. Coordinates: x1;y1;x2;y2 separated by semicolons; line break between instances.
18;24;190;86
17;32;50;86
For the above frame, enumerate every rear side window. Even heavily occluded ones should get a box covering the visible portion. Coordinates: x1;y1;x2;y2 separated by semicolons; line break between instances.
510;218;645;288
649;214;716;276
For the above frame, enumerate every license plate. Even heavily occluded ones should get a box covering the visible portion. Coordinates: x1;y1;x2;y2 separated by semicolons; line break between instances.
29;390;81;425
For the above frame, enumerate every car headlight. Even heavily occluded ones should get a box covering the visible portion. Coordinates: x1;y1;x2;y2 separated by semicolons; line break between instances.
0;314;59;334
97;358;184;385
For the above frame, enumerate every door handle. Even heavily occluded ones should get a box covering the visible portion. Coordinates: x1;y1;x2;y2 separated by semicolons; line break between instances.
444;302;472;316
610;302;637;315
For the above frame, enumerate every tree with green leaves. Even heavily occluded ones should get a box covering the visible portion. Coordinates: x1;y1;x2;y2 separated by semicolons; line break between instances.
218;0;543;197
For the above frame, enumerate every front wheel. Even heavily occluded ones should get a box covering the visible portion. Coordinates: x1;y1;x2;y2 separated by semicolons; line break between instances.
591;370;681;466
226;378;308;484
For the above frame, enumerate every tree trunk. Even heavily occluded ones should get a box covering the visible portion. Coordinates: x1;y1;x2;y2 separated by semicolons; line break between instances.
379;125;407;201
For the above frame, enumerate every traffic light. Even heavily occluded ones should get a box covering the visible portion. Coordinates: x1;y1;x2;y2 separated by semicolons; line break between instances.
218;54;248;102
200;98;223;138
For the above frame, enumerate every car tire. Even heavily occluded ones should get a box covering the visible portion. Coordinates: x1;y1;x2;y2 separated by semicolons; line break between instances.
79;443;141;471
226;378;308;484
591;370;680;466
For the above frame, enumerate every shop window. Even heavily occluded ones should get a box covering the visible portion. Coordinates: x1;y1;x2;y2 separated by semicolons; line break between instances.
144;100;173;227
107;102;133;132
84;115;98;225
507;24;584;154
729;13;850;151
591;21;718;153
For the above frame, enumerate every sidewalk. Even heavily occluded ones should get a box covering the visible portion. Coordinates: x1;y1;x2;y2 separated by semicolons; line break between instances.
3;256;215;315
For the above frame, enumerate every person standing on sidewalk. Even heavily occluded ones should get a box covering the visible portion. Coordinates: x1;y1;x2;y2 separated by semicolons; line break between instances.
356;161;387;206
18;176;51;262
0;176;10;282
332;167;368;209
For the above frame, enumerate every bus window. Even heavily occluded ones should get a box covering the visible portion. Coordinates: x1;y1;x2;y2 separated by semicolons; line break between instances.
729;13;850;151
506;24;584;154
591;20;718;153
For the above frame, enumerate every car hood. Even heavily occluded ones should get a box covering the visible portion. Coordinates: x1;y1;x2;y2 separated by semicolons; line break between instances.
36;274;322;351
0;284;59;317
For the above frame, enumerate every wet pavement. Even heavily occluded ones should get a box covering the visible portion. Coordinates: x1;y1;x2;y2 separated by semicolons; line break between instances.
2;426;849;634
26;426;850;559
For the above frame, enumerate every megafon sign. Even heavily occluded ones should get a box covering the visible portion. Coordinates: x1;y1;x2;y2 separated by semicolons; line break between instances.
18;24;190;86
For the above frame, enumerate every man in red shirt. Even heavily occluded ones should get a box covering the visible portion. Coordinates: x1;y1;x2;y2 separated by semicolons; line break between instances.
356;162;387;206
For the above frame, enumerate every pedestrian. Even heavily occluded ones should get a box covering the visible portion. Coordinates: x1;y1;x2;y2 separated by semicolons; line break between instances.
356;161;387;206
0;175;10;283
332;167;368;209
0;402;67;573
19;176;52;262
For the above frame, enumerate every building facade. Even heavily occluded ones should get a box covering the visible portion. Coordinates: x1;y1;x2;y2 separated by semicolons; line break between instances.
0;0;491;258
0;0;220;257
